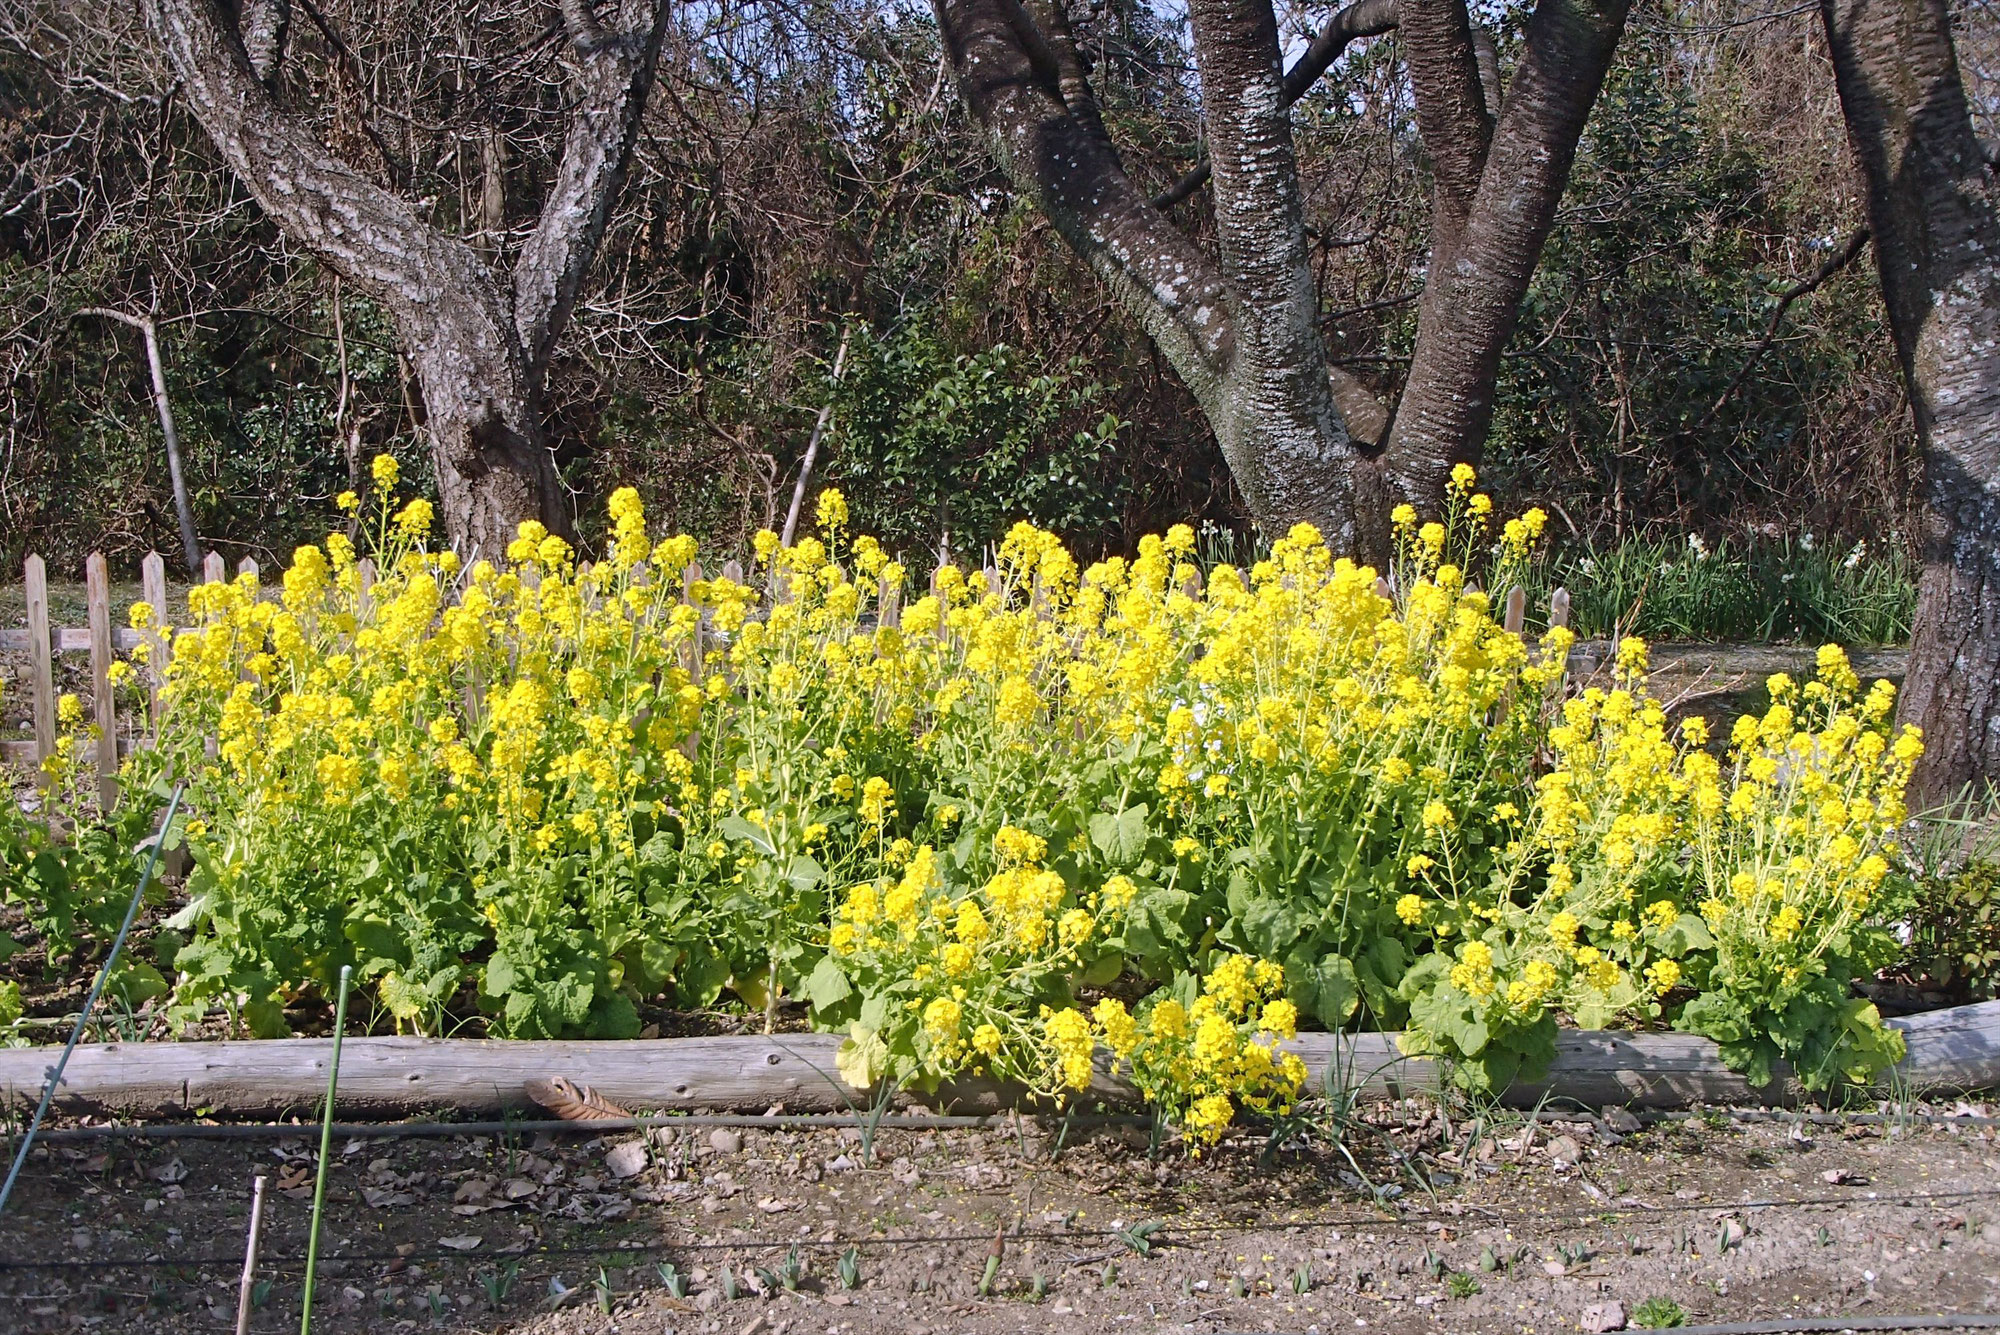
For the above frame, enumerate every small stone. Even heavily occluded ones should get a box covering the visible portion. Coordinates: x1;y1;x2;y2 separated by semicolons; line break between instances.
709;1130;743;1155
1545;1135;1583;1167
1580;1300;1627;1332
1544;1259;1569;1277
1601;1106;1642;1135
148;1158;188;1184
605;1141;649;1179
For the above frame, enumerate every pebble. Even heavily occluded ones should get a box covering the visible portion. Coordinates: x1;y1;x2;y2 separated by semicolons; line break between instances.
1580;1300;1627;1332
709;1129;744;1155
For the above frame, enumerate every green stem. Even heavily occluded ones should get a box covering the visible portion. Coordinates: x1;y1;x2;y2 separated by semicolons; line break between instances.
299;964;351;1335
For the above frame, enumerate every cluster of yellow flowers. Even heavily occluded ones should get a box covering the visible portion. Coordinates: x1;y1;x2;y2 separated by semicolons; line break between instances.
1106;955;1309;1151
51;453;1920;1125
1396;633;1921;1089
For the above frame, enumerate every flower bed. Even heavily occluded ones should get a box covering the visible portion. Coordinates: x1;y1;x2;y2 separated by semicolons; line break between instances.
0;464;1922;1148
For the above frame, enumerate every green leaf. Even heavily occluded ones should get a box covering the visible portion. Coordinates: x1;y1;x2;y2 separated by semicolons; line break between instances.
1123;887;1190;960
1658;913;1715;956
803;955;853;1010
785;854;824;892
677;948;731;1007
482;953;522;1000
1289;951;1360;1027
589;992;641;1039
1240;897;1303;959
244;996;291;1038
1088;804;1151;867
379;971;428;1024
718;816;778;858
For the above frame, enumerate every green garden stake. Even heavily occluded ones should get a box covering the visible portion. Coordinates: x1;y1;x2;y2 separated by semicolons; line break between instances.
299;964;352;1334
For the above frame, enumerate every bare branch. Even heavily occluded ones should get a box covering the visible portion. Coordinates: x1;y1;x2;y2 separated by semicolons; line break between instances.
1691;226;1870;434
514;0;675;378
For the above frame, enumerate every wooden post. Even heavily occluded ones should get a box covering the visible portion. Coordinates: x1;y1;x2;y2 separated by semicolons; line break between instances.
720;559;744;586
203;552;226;585
236;557;258;581
141;552;169;723
24;555;55;781
85;553;118;810
680;562;705;682
1504;585;1526;635
1549;586;1571;630
878;580;901;631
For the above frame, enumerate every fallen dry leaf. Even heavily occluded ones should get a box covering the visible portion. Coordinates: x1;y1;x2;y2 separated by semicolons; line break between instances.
523;1076;631;1121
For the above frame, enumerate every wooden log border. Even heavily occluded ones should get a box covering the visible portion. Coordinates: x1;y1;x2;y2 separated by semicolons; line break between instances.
1;1001;1992;1121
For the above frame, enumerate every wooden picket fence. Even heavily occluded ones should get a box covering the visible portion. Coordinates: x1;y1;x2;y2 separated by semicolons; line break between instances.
1;546;1575;809
0;550;260;806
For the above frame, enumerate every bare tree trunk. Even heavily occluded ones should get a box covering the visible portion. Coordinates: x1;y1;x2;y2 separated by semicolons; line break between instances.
1822;0;2000;806
1383;0;1629;510
75;307;202;575
149;0;671;557
937;0;1627;554
934;0;1365;544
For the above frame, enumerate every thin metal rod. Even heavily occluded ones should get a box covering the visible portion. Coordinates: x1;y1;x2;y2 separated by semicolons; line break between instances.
298;964;350;1335
0;784;184;1220
235;1174;269;1335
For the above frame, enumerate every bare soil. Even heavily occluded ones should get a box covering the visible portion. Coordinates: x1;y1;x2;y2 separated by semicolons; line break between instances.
1;1101;1994;1335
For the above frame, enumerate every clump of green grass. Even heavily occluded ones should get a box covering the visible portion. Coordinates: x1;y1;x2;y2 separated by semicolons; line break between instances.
1524;533;1914;644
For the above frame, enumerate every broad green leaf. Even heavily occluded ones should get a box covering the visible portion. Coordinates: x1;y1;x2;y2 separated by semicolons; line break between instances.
1240;897;1303;958
804;955;853;1010
1088;804;1151;866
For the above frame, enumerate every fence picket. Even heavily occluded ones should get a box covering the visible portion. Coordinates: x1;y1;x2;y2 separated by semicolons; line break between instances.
141;552;168;723
1549;586;1571;630
24;555;55;780
203;551;226;584
1504;585;1526;635
85;553;118;809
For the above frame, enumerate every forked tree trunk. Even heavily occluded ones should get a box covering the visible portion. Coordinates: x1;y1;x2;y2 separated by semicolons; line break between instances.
1385;0;1629;508
1822;0;2000;805
150;0;670;557
936;0;1629;554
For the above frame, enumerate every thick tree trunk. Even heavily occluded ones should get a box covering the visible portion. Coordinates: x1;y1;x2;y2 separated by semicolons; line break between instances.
1383;0;1629;507
1185;0;1361;544
1822;0;2000;806
936;0;1368;544
150;0;669;558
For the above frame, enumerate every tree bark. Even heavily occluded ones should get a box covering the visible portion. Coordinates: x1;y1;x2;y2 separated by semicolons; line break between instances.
1822;0;2000;806
149;0;670;557
935;0;1365;544
939;0;1627;554
1382;0;1630;512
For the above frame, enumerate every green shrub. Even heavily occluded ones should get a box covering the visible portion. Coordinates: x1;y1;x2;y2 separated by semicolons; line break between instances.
1908;860;2000;1000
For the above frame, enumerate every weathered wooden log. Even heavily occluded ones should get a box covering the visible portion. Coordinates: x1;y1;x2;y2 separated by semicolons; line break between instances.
1;1001;1992;1120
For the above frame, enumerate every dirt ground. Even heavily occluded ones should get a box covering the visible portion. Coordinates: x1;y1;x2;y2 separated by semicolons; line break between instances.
0;1099;1994;1335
